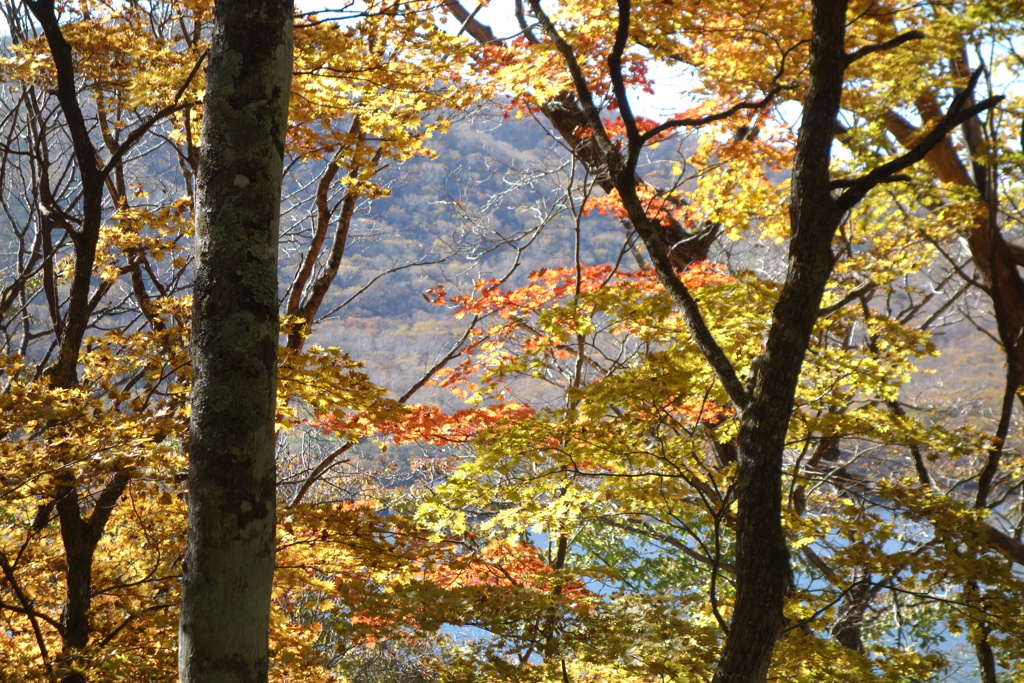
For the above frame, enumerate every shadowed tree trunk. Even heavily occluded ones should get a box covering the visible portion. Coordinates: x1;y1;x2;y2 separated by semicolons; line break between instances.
178;0;292;679
709;2;849;678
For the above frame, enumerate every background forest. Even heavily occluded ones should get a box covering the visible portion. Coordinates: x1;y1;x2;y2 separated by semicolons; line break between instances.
0;0;1023;681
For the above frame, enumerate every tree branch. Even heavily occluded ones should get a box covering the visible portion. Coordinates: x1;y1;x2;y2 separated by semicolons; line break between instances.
442;0;498;44
640;88;783;145
626;213;752;409
526;0;623;175
818;280;875;317
101;49;207;179
845;30;924;66
0;550;58;673
835;70;1003;210
606;0;640;164
599;517;735;572
985;525;1024;565
85;472;131;548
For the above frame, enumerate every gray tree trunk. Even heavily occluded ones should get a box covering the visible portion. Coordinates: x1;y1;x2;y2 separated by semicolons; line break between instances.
178;0;292;679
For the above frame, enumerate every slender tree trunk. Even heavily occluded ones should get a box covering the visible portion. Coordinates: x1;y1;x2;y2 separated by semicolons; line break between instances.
24;3;125;680
711;1;849;680
178;0;292;679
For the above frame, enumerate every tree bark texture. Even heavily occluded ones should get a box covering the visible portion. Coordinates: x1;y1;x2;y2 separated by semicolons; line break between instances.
711;1;849;681
178;0;292;679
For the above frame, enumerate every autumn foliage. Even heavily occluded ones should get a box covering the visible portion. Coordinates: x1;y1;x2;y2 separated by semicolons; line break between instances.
1;0;1023;681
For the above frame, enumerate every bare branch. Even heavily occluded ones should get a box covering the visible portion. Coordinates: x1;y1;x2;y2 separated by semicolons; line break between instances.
818;280;875;317
0;550;58;673
441;0;498;44
599;517;735;572
640;88;784;145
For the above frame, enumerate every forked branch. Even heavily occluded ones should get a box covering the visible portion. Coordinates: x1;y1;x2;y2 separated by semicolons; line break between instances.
833;69;1002;210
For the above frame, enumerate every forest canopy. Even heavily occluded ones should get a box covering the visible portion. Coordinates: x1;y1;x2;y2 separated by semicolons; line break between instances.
0;0;1022;681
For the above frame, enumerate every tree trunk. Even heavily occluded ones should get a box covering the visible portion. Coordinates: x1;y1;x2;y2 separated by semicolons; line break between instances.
23;3;127;679
178;0;292;679
711;1;849;680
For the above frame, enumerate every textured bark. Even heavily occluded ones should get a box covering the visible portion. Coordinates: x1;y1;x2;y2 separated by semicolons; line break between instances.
178;0;292;679
711;1;849;680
